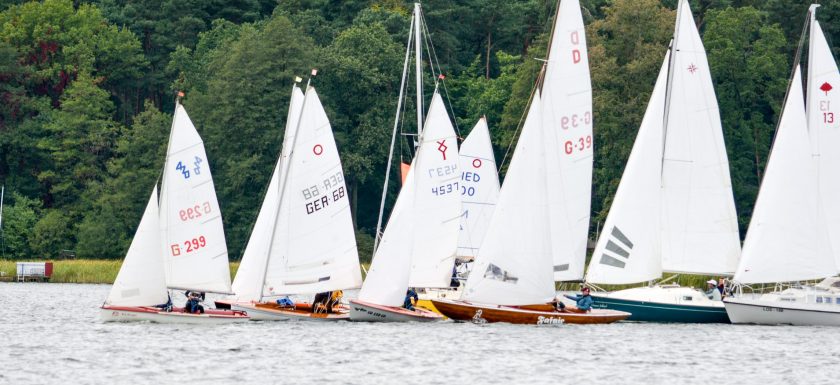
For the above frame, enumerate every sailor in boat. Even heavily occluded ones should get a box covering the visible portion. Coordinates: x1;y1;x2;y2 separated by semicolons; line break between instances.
564;287;594;312
312;291;333;313
153;294;173;311
450;261;461;287
184;291;205;314
404;288;419;311
705;280;722;301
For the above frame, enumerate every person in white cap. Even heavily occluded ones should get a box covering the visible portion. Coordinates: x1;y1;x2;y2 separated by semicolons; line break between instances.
705;279;721;301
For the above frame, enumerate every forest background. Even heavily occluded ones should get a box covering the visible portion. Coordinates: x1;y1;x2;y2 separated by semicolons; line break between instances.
0;0;835;263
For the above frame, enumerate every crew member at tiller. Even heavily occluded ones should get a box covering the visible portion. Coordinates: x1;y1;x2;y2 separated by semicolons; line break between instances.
564;287;593;312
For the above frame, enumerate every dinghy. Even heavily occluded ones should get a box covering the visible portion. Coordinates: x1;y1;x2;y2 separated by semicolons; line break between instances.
432;0;629;325
585;0;741;323
220;80;363;321
349;90;456;322
417;117;500;314
724;5;840;326
101;104;249;323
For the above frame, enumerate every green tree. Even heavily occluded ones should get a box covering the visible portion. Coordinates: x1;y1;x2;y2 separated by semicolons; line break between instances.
0;192;39;259
30;209;72;258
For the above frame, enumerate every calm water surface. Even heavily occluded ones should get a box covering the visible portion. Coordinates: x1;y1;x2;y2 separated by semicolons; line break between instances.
1;283;836;384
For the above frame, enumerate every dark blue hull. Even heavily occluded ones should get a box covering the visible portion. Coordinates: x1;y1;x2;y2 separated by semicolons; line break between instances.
591;295;731;323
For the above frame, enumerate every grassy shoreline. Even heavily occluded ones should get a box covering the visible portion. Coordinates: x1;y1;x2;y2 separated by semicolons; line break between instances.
0;260;372;284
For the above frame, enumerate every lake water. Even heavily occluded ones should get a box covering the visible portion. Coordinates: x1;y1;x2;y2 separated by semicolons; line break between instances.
1;283;836;384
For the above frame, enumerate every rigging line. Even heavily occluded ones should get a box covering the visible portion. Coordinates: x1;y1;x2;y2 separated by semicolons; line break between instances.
373;13;416;255
419;10;461;138
498;62;544;174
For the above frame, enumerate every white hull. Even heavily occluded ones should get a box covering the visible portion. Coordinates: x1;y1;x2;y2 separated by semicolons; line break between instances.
724;296;840;326
100;307;249;324
231;303;348;322
348;300;442;322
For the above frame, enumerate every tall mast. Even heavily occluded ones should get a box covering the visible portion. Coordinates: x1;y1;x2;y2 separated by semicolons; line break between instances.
414;2;424;137
661;0;684;169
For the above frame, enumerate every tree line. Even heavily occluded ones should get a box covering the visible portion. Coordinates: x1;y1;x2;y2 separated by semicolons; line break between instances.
0;0;836;261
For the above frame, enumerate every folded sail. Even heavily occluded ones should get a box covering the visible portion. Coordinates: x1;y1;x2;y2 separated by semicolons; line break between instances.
463;93;555;305
735;67;836;284
457;117;500;259
806;12;840;271
231;86;304;301
160;104;232;294
586;54;669;285
540;0;593;281
106;186;168;306
660;0;741;275
262;87;362;296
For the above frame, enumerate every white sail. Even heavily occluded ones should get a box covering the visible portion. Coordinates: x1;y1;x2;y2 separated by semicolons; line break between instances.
358;160;417;306
160;103;232;294
457;117;501;259
463;93;555;305
660;0;741;275
106;186;169;306
262;87;362;295
540;0;593;281
406;92;461;288
230;86;304;301
806;11;840;270
734;67;836;284
359;91;459;306
586;55;669;285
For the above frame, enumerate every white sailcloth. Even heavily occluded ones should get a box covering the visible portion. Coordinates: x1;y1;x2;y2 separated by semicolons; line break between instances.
540;0;593;281
463;93;555;305
457;117;501;259
230;86;305;301
660;0;741;275
806;12;840;270
106;186;169;306
359;91;459;306
160;103;232;294
586;54;669;285
734;67;836;284
262;87;362;295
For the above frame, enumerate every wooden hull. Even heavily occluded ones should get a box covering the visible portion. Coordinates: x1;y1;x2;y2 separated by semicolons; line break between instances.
100;305;249;324
231;302;349;321
348;299;443;322
590;294;730;323
431;299;630;325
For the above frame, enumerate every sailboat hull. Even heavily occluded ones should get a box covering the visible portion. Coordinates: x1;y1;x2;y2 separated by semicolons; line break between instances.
589;286;730;323
348;299;443;322
724;297;840;326
431;299;630;325
230;302;349;321
100;305;249;324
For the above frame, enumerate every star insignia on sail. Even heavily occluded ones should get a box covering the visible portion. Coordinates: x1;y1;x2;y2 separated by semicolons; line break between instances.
820;82;833;95
687;64;698;74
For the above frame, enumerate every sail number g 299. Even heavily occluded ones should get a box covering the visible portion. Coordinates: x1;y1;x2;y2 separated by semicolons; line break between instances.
170;236;207;256
179;201;211;221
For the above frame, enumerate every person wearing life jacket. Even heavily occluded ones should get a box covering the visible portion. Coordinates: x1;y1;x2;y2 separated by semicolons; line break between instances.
564;287;593;312
184;291;205;314
312;291;332;313
328;290;344;312
404;288;418;311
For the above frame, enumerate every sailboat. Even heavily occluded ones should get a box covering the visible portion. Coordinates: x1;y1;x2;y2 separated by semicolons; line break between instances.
102;101;249;323
723;5;840;326
415;117;501;312
582;0;741;323
221;80;363;321
431;0;629;325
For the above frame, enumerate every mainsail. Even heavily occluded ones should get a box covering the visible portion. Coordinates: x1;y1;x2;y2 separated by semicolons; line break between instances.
160;103;233;294
660;0;741;275
456;117;500;259
806;7;840;270
262;86;362;296
540;0;593;281
106;186;169;306
230;86;305;301
359;91;459;306
734;67;836;284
